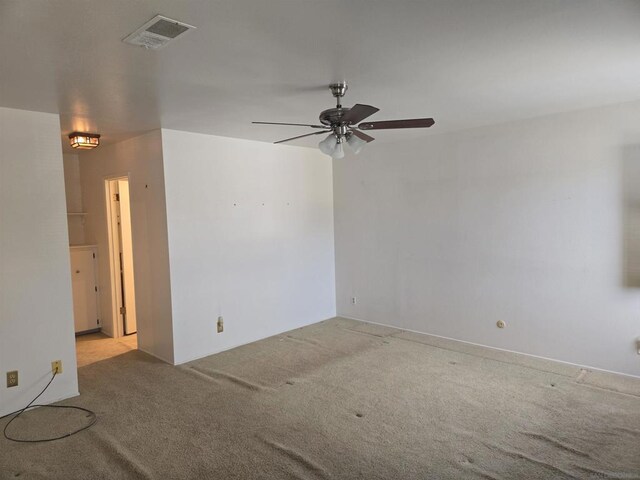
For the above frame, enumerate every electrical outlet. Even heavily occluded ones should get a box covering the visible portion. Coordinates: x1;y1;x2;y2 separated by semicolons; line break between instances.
6;371;18;388
351;297;357;305
51;360;63;374
217;316;224;333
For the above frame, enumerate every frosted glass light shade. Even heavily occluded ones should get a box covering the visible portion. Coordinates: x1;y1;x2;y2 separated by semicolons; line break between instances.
347;133;367;154
318;134;337;155
331;142;345;159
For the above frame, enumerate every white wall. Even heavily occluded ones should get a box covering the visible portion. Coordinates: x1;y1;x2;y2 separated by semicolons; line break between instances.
334;100;640;377
161;130;336;364
0;107;78;416
80;131;174;362
63;153;86;245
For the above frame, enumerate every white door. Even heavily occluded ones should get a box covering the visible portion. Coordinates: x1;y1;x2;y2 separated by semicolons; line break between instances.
70;248;99;333
117;179;137;334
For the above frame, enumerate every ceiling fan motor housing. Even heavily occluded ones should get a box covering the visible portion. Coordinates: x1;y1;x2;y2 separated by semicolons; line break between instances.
319;108;351;128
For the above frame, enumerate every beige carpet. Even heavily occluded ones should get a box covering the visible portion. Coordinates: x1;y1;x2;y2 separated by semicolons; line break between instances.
1;318;639;479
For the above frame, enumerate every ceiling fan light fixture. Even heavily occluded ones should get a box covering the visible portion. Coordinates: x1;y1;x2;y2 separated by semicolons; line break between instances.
318;134;337;155
347;133;367;155
331;142;345;159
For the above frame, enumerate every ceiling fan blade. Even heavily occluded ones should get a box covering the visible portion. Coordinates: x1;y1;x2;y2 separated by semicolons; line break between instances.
340;104;380;125
352;130;375;143
274;130;328;144
253;121;329;129
358;118;435;130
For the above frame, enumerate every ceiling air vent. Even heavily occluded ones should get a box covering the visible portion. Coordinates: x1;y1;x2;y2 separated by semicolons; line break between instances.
123;15;196;50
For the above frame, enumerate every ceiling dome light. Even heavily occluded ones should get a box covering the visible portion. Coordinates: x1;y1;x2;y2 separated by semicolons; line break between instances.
347;133;367;155
69;132;100;150
318;134;337;155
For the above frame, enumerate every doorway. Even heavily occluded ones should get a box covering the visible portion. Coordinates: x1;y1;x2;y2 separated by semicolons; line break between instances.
105;176;137;337
62;155;139;367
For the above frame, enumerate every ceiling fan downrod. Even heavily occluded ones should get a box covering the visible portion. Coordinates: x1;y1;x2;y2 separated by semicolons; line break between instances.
329;82;348;108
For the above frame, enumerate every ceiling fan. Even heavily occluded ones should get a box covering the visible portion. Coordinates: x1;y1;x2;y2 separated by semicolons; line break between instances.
252;82;435;159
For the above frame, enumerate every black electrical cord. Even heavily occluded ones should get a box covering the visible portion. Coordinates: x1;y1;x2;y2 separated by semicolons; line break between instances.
0;371;97;443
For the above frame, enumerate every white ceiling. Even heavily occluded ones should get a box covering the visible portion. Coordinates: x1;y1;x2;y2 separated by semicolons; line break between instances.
2;0;640;152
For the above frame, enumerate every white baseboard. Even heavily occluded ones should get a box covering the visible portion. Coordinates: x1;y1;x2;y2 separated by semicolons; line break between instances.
338;314;640;380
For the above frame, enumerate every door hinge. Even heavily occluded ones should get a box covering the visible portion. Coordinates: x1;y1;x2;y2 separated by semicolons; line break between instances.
97;319;100;325
93;253;96;259
94;286;98;292
120;306;126;315
114;193;120;202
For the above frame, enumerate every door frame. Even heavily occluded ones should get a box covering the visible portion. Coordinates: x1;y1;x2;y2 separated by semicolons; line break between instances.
104;174;137;338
